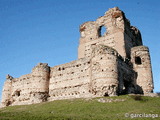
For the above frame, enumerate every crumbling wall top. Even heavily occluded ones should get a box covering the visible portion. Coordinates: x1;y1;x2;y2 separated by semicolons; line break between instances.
92;45;118;56
32;63;50;73
105;7;123;17
6;74;13;80
131;46;149;52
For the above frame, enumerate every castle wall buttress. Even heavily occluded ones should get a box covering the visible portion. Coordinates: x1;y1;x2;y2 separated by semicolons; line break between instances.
131;46;154;93
1;63;50;106
30;63;50;102
31;63;50;93
90;45;118;96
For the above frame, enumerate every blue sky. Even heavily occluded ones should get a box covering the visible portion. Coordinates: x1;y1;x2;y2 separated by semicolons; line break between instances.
0;0;159;101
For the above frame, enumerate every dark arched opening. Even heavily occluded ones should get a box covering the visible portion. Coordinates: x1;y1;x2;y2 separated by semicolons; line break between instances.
15;91;21;97
104;92;109;97
135;56;142;65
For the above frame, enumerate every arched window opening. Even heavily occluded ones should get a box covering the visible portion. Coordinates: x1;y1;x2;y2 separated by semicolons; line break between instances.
15;91;21;97
98;26;107;37
135;56;142;65
58;67;61;71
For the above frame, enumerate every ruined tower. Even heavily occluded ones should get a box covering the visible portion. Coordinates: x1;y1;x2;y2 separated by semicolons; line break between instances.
131;46;154;93
91;45;118;96
78;7;142;59
1;7;154;107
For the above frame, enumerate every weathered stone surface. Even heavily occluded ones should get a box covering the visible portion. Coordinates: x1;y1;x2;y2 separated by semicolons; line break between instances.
1;7;154;107
97;98;126;103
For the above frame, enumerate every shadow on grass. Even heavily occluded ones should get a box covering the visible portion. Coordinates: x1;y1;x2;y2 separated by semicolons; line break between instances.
130;95;148;102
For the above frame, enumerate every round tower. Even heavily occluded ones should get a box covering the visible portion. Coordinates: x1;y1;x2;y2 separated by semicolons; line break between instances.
131;46;154;93
31;63;50;93
91;45;118;96
1;74;13;106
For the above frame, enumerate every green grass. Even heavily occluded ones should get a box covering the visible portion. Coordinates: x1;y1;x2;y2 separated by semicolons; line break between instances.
0;95;160;120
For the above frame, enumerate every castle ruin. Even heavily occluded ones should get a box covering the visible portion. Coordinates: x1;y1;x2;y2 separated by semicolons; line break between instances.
1;7;154;107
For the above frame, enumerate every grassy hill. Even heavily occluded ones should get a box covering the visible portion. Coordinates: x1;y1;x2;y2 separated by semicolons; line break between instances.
0;95;160;120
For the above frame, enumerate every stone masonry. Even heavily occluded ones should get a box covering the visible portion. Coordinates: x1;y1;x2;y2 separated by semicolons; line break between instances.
1;7;154;107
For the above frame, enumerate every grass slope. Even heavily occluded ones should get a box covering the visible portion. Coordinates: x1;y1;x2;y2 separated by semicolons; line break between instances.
0;95;160;120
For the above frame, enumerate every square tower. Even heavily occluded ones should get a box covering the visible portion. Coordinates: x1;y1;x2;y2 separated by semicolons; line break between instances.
78;7;142;59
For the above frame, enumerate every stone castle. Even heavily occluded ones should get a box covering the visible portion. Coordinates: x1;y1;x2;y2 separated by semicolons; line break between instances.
1;7;154;107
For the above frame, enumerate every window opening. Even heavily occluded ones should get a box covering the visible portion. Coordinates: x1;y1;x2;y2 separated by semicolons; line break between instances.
98;26;107;37
135;56;142;65
15;91;21;97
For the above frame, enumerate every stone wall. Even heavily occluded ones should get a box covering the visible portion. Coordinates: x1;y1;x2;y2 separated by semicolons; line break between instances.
91;45;118;96
1;63;50;106
49;58;92;100
11;74;32;105
78;7;141;59
1;7;154;107
1;75;12;106
117;56;136;94
131;46;154;93
49;45;121;100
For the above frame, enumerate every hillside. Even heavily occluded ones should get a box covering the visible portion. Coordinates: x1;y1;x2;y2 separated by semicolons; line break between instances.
0;95;160;120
